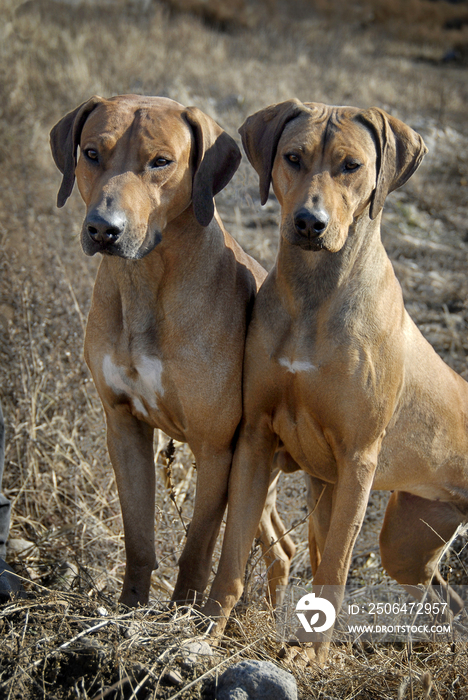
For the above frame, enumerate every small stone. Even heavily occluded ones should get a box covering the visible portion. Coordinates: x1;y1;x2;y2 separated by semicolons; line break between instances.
180;639;213;668
217;660;297;700
124;621;140;639
163;669;183;686
7;538;36;556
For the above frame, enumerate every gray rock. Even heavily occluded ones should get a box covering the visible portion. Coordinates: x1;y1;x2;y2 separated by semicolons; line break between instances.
217;660;297;700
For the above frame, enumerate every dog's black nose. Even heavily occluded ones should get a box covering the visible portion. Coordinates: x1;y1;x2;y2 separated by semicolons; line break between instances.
294;208;329;238
86;211;126;245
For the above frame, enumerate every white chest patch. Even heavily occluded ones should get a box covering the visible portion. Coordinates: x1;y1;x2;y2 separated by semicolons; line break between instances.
102;354;164;418
278;357;316;374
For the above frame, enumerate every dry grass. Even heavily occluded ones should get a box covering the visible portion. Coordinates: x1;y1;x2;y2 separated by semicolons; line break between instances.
2;590;468;699
0;0;468;697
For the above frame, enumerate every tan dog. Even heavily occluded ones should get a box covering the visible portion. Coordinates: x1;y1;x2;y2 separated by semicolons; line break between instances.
203;99;468;663
50;94;295;608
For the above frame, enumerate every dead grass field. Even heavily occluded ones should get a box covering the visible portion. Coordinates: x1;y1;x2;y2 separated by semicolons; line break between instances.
1;0;468;697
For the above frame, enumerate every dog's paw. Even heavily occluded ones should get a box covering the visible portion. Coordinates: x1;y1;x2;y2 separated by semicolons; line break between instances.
278;643;310;668
193;613;221;637
198;599;229;637
278;638;329;668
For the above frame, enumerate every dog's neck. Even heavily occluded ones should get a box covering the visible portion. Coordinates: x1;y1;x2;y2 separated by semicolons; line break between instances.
100;203;226;290
274;209;395;312
95;203;231;337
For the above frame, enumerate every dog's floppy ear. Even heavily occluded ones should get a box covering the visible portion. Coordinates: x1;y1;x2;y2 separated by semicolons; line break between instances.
239;99;309;205
357;108;428;220
50;96;104;208
183;107;241;227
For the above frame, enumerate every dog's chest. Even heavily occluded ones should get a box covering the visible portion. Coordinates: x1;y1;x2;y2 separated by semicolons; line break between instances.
277;356;317;375
269;316;320;380
102;354;164;419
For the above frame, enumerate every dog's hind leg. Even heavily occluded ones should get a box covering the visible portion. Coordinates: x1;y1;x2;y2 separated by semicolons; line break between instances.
380;490;466;613
256;471;296;608
305;476;333;576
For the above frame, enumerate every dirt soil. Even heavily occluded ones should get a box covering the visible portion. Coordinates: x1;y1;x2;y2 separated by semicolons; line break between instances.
1;0;468;698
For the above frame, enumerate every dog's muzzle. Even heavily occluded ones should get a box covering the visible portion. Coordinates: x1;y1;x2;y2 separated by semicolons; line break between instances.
82;210;163;259
85;210;127;251
287;207;329;251
294;208;329;239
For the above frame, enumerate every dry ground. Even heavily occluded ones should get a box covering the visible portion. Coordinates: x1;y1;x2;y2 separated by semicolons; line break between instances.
1;0;468;697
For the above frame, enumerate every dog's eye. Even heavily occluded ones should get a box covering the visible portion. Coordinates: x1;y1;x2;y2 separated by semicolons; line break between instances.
84;149;98;162
285;153;300;165
344;160;361;172
150;157;171;169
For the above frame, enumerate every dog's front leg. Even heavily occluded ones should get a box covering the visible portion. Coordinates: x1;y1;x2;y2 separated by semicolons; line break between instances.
105;407;156;607
203;422;277;634
172;446;233;605
297;448;378;665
